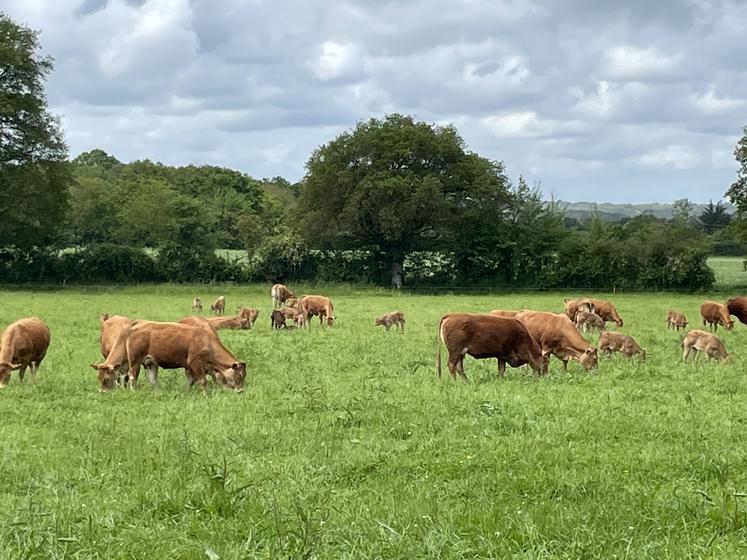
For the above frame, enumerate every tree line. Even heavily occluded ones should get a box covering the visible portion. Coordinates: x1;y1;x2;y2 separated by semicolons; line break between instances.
1;11;743;290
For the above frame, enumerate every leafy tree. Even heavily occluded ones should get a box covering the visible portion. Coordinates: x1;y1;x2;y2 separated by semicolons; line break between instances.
726;125;747;209
297;114;512;285
72;149;120;170
0;12;71;246
698;200;731;235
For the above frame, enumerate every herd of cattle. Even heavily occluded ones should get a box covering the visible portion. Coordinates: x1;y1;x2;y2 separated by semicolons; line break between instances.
436;297;745;381
0;287;745;390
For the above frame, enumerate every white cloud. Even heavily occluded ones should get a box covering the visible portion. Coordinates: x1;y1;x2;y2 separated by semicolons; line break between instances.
638;145;701;169
313;40;360;81
602;45;681;81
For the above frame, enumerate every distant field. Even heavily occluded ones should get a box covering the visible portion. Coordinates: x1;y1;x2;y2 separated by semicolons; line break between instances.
708;256;747;290
1;286;747;557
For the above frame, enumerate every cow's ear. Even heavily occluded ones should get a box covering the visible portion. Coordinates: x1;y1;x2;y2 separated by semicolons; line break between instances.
90;363;100;370
232;362;239;369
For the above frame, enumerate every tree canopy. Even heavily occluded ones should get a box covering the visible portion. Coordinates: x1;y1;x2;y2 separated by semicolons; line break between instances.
0;12;70;246
297;114;513;284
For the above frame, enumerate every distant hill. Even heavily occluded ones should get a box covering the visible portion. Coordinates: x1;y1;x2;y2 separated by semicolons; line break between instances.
558;201;736;222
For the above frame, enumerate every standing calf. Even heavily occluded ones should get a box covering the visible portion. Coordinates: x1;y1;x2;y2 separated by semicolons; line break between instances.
375;311;405;332
666;310;688;331
598;332;646;359
575;311;606;333
191;297;203;313
682;330;729;362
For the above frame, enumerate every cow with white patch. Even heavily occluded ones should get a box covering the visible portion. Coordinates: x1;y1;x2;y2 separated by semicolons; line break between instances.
271;284;295;309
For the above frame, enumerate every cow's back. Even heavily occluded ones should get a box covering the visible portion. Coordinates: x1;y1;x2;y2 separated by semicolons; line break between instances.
440;313;539;358
1;317;51;362
517;311;586;351
100;315;135;357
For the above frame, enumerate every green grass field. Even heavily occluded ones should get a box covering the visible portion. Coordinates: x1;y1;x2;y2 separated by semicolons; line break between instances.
2;285;747;558
708;256;747;290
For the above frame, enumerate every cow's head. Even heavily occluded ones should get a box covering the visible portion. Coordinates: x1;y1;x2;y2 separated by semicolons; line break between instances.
374;317;384;327
99;313;110;324
239;316;250;330
580;348;598;371
615;318;624;327
90;362;119;391
707;342;729;361
724;318;734;330
326;315;335;327
0;361;21;388
219;362;246;392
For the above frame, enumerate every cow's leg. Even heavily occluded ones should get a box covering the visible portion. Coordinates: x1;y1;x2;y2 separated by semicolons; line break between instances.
127;362;141;390
446;355;459;380
29;361;38;382
562;359;569;371
456;357;468;382
146;364;159;388
385;324;391;331
497;359;506;379
18;365;27;383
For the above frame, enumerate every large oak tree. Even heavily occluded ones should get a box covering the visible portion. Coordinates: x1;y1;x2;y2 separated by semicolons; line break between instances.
0;12;70;246
296;114;512;285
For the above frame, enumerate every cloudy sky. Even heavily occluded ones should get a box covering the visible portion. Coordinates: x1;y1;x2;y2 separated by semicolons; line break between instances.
4;0;747;202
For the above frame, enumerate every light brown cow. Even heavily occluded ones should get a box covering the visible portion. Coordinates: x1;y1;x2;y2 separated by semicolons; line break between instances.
125;322;246;392
488;310;520;318
598;331;646;359
726;297;747;325
375;311;405;332
682;330;729;362
575;311;606;333
298;295;335;327
91;314;145;390
271;284;295;309
237;307;260;328
0;318;51;388
585;299;623;327
666;310;688;331
210;296;226;316
191;297;203;313
700;301;733;331
515;311;598;371
563;298;594;321
436;313;548;380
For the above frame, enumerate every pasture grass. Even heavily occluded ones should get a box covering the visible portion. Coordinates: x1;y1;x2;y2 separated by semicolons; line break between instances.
708;256;747;290
1;286;747;558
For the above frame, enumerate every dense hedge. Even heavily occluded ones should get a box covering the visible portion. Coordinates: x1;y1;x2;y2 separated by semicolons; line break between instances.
0;240;715;290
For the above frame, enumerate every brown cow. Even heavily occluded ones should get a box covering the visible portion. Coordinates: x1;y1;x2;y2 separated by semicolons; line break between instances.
682;330;729;362
516;311;598;371
666;310;688;331
91;314;149;390
298;295;335;327
271;310;287;329
210;296;226;316
700;301;733;331
375;311;405;332
488;310;520;318
179;315;249;331
585;299;623;327
191;297;203;313
0;318;51;388
563;299;594;321
237;307;260;328
726;297;747;325
436;313;548;380
575;311;606;333
271;284;295;309
598;331;646;359
125;322;246;392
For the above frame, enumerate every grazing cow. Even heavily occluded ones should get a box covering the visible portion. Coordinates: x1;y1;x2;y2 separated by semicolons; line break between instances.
298;295;335;327
515;311;598;371
210;296;226;316
92;314;147;390
585;299;623;327
191;297;203;313
598;332;646;359
488;310;520;318
271;284;295;309
666;310;688;331
179;315;249;331
271;310;287;329
375;311;405;332
563;298;594;321
682;330;729;362
436;313;548;380
278;306;304;325
575;310;606;333
726;297;747;325
237;307;260;328
125;322;246;392
0;318;51;388
700;301;733;331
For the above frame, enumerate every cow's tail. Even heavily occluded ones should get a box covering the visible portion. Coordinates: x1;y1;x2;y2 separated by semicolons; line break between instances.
435;316;446;378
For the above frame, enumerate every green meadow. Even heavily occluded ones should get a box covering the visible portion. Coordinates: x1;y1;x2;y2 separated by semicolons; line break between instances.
1;284;747;558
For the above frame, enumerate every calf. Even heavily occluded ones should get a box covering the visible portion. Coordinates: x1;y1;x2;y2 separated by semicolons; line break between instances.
666;310;688;331
575;311;606;333
271;310;287;329
437;313;548;380
563;298;594;321
271;284;295;309
298;295;335;327
598;331;646;359
210;296;226;316
488;310;520;318
191;297;203;313
700;301;733;331
0;317;51;388
516;311;598;371
237;307;260;328
726;297;747;326
682;330;729;362
375;311;405;332
125;322;246;392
